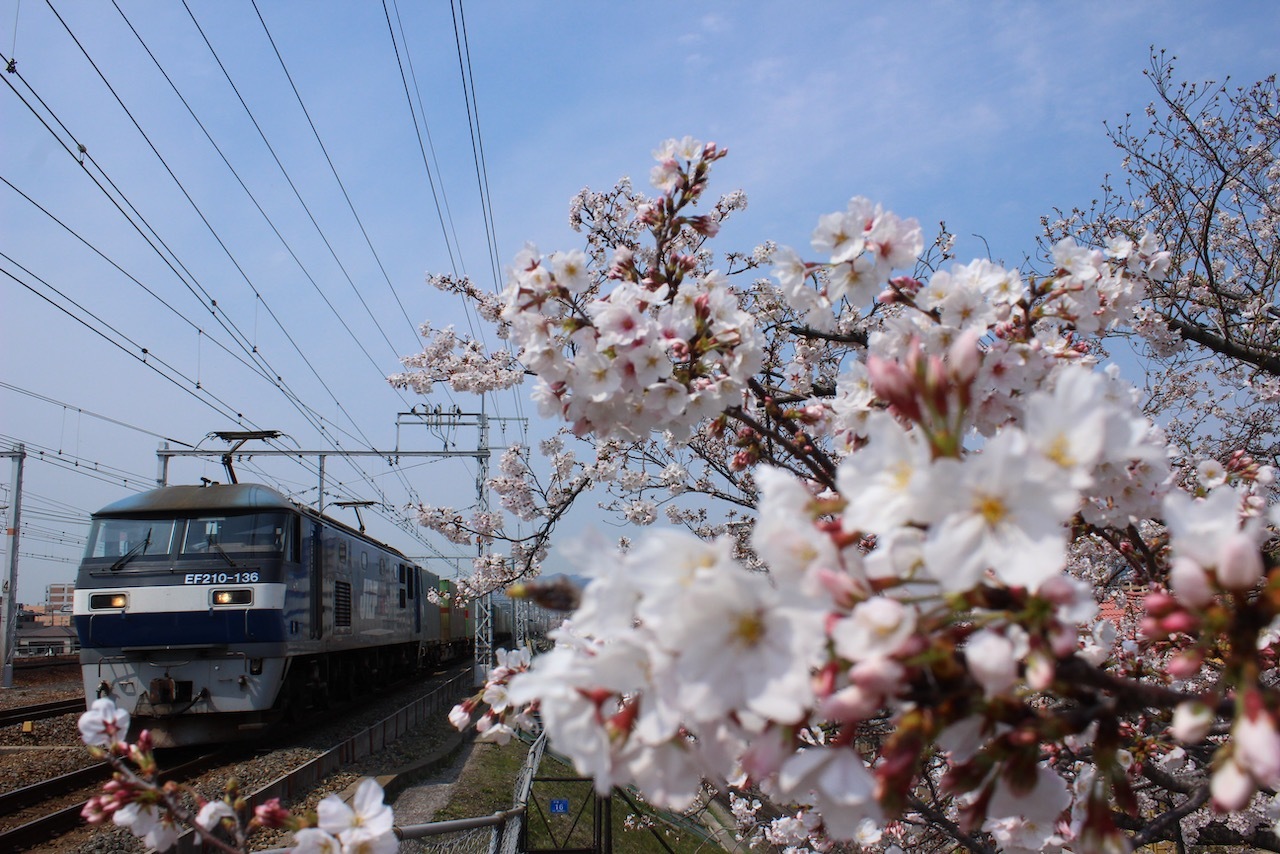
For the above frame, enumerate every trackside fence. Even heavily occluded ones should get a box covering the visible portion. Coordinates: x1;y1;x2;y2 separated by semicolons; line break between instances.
177;669;472;853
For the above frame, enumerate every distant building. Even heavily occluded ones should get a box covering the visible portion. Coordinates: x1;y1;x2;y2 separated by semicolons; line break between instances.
46;582;75;612
26;583;75;627
15;624;79;656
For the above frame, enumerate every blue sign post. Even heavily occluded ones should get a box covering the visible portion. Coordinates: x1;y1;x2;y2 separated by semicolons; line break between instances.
550;798;570;815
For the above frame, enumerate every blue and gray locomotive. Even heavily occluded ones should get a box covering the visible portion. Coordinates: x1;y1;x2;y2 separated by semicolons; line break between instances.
73;482;471;747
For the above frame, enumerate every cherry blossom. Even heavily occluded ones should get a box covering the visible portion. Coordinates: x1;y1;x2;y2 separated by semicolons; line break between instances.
420;105;1279;851
79;697;131;748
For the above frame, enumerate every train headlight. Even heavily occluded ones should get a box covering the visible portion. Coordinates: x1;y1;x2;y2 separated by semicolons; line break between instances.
212;589;253;606
90;593;128;610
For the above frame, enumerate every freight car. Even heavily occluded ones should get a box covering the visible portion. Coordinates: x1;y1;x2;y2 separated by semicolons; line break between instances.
73;482;471;747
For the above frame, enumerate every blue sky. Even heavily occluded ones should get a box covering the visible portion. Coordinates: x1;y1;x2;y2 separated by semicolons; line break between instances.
2;1;1277;601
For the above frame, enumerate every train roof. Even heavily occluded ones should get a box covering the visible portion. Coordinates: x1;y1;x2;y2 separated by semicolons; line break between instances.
92;483;295;517
91;483;416;562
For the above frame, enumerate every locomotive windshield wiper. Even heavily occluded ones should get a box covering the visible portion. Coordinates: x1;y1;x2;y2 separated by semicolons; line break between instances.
207;535;238;567
110;529;151;572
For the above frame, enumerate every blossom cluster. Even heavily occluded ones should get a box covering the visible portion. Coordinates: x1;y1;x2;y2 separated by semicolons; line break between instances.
77;698;397;853
502;140;764;442
390;322;524;396
440;139;1280;852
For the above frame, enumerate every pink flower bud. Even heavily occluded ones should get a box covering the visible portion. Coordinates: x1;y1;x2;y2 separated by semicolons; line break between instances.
888;275;922;294
739;727;788;782
689;215;720;237
815;567;860;610
924;354;953;415
946;327;983;386
253;798;290;829
1159;611;1199;636
1235;700;1280;787
849;657;905;694
867;355;921;422
1037;575;1075;605
1166;649;1203;680
819;684;879;722
1049;623;1078;658
1215;533;1264;591
1143;591;1179;618
813;660;839;698
1169;557;1215;609
1210;757;1255;811
965;629;1019;698
1171;701;1213;744
1026;652;1055;690
82;796;113;824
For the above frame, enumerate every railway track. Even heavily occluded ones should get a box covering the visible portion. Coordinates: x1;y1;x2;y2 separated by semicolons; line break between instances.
0;698;85;729
0;664;472;851
0;749;225;851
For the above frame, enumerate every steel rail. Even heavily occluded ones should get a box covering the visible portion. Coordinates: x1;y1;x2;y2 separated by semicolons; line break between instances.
0;698;85;728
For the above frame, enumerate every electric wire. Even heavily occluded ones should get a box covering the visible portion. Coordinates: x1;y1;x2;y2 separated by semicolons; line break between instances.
0;168;381;463
449;0;502;291
4;24;414;512
26;8;384;464
0;434;154;486
0;173;287;394
175;0;440;504
387;0;514;441
113;1;418;408
448;0;528;427
0;56;338;445
6;5;497;562
0;381;195;448
381;0;460;280
1;255;255;429
382;0;526;475
248;0;420;347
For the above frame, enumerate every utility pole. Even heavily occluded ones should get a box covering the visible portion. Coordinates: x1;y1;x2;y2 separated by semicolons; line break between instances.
394;406;526;685
1;444;26;689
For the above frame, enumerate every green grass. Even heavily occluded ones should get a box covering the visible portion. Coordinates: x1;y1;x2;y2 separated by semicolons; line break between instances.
433;737;719;854
431;740;530;821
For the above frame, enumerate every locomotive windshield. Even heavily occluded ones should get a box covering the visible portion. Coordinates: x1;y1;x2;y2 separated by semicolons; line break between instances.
84;511;293;564
181;514;289;555
84;519;179;562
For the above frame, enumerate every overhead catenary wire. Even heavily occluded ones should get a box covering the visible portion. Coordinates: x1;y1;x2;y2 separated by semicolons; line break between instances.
169;1;434;392
1;261;394;520
449;0;502;293
0;171;389;468
0;381;195;448
4;4;513;569
447;0;527;428
248;0;421;349
0;55;351;450
0;173;288;396
3;22;421;512
115;0;435;510
0;256;256;430
0;434;154;487
382;0;462;282
18;9;386;463
381;0;528;466
386;0;525;445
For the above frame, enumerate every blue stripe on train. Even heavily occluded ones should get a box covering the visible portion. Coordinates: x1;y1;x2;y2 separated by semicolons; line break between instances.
75;610;287;648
